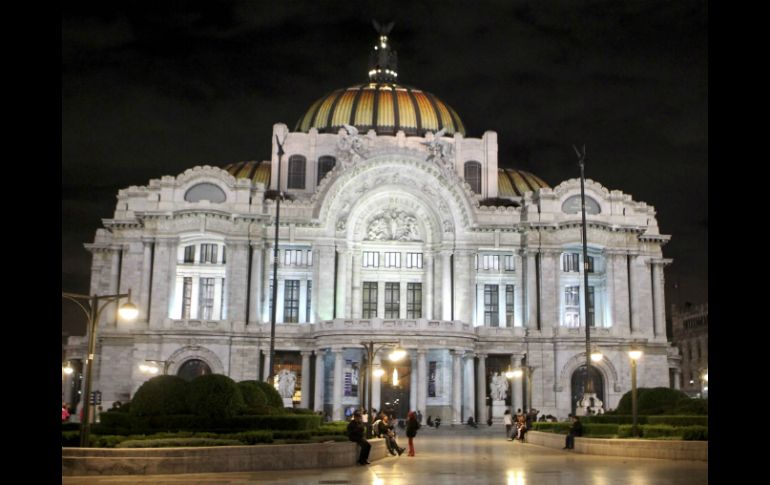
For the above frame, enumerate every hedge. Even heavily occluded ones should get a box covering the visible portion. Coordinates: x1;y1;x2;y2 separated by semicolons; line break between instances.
188;374;245;419
130;375;191;416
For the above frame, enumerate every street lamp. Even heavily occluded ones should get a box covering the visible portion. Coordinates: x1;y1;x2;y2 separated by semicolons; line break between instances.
701;369;708;398
62;362;74;375
361;341;404;430
266;134;287;386
139;359;172;375
573;145;596;401
61;290;138;446
628;348;643;437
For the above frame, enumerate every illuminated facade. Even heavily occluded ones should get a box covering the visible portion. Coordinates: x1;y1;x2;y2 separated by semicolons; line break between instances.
64;29;678;421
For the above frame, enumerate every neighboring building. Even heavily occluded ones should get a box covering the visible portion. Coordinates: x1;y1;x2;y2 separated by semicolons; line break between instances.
64;29;678;421
670;303;708;397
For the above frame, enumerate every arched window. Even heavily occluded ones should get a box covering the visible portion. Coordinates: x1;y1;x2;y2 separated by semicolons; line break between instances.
176;359;212;382
288;155;306;189
464;161;482;194
317;155;336;185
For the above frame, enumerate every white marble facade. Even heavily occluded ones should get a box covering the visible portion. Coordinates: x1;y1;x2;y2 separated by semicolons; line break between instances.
64;36;681;421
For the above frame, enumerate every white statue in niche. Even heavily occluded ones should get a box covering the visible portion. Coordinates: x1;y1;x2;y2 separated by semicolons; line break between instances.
278;369;297;399
490;372;508;401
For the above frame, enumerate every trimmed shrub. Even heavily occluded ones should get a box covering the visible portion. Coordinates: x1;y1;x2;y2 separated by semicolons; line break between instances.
131;375;191;416
673;398;708;415
681;426;708;441
97;411;135;435
647;415;708;427
532;422;571;434
120;437;242;448
253;381;284;408
188;374;245;419
237;381;268;412
285;407;316;415
62;430;80;447
583;423;619;436
582;415;649;425
615;387;689;415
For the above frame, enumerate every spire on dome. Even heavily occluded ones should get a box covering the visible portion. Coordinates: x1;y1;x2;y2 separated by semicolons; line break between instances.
369;20;398;83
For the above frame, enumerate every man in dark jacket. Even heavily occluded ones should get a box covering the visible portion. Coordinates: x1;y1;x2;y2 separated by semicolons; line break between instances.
347;411;372;465
564;415;583;449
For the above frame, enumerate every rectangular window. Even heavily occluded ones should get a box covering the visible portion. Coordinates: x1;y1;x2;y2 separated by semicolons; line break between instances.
307;250;313;266
406;252;423;268
480;254;500;270
484;284;499;327
504;255;515;271
407;283;422;319
562;253;580;272
428;361;437;397
587;286;595;327
201;244;218;264
182;277;192;319
220;278;226;320
222;246;226;264
363;282;378;318
284;280;300;323
384;252;401;268
505;285;514;326
564;285;586;327
363;251;380;268
183;245;195;263
198;277;215;320
288;155;306;190
384;282;400;318
306;281;312;323
587;256;595;273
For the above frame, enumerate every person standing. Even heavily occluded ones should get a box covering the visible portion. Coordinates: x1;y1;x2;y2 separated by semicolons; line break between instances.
564;415;583;450
61;403;70;423
347;411;371;465
503;409;513;441
405;410;421;456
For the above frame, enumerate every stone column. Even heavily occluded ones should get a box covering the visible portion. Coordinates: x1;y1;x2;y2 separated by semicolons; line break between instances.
441;250;452;320
673;368;681;390
149;238;176;329
514;251;524;327
372;354;382;411
139;238;153;323
316;245;335;321
335;249;349;319
351;248;362;318
249;242;263;324
261;348;270;381
425;252;434;319
106;247;120;326
313;349;326;413
416;349;427;416
523;250;538;329
225;240;249;325
332;348;344;420
511;355;523;413
300;351;312;408
540;251;559;330
476;353;487;424
454;250;474;323
463;352;475;422
452;349;462;424
262;245;272;323
651;260;668;340
409;350;418;412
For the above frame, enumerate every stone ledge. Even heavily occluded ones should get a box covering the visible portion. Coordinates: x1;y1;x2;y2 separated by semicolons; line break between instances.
62;439;388;476
526;431;707;461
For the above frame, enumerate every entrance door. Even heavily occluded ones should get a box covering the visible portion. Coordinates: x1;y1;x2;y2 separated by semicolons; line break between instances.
570;365;604;414
380;359;411;419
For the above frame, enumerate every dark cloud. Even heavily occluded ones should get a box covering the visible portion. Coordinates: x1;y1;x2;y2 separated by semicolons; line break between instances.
62;0;707;334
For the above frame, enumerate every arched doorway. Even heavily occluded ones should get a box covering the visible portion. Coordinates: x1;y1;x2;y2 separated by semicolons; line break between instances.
570;365;604;414
177;359;212;382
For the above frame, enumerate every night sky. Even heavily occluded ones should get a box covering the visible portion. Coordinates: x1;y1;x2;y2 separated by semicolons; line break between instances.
62;1;708;336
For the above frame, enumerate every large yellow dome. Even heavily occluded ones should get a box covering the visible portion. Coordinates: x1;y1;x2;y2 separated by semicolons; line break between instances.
295;82;465;137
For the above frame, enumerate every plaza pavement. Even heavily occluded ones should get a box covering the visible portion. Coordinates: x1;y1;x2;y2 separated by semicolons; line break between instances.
62;423;708;484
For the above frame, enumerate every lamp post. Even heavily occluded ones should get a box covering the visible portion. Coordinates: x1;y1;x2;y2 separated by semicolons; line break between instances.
361;341;404;430
628;348;643;437
573;145;595;400
61;290;138;446
266;134;286;385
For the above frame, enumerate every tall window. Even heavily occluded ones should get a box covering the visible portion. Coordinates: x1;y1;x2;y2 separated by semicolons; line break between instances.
182;277;192;319
407;283;422;318
484;284;499;326
384;252;401;268
562;253;579;272
306;281;312;322
406;253;423;268
183;245;195;263
222;246;226;264
464;161;482;193
200;244;218;263
504;255;515;271
363;251;380;267
564;285;595;327
385;282;400;318
317;155;336;184
288;155;306;189
220;278;226;320
505;285;515;326
363;282;378;318
198;277;215;320
284;280;300;323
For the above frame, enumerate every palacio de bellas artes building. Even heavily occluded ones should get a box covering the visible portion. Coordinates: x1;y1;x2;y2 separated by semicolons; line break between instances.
63;27;679;424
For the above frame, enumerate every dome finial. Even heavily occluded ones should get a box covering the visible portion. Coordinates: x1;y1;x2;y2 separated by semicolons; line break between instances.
369;20;398;83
